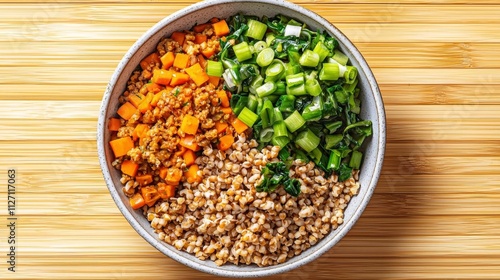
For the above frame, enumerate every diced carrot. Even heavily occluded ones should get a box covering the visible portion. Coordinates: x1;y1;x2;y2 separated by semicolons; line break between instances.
108;118;121;131
165;184;176;198
197;54;207;69
128;93;145;108
175;146;187;157
129;193;145;210
180;114;200;135
183;149;196;166
141;186;160;206
173;53;190;69
215;121;228;134
121;160;139;177
140;53;161;70
171;31;186;45
132;123;149;141
231;117;249;134
109;137;134;158
208;76;220;87
194;34;207;44
185;63;209;86
166;167;182;185
146;83;163;94
138;92;153;113
221;107;232;115
179;135;199;151
170;72;190;86
151;69;173;86
151;90;164;107
201;47;216;59
212;19;230;36
185;164;202;184
218;134;234;151
160;51;175;69
117;102;137;120
217;90;230;107
193;23;211;33
159;167;168;179
136;174;153;186
157;183;176;199
210;17;220;23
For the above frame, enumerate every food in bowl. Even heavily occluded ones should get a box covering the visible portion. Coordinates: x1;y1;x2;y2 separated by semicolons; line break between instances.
107;13;372;267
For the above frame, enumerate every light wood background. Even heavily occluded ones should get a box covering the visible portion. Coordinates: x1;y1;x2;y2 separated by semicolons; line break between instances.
1;0;500;279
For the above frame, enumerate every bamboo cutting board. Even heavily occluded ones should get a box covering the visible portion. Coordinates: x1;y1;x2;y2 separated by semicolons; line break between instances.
1;1;500;279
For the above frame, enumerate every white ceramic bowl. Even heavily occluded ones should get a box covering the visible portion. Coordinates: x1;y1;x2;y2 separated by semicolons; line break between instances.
97;0;386;277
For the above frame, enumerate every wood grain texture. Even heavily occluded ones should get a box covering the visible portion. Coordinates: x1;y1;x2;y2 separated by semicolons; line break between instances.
1;1;500;279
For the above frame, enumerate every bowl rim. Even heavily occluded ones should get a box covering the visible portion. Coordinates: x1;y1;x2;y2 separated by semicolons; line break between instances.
97;0;386;277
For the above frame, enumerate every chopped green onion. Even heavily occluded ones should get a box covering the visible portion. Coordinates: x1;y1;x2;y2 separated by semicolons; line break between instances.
332;50;349;65
259;127;274;142
245;19;268;40
256;81;277;97
284;24;302;37
257;47;275;67
285;73;304;87
324;134;343;150
222;69;236;89
295;129;320;153
230;94;249;115
273;121;288;137
285;62;301;75
305;78;322;96
266;33;276;46
327;58;347;77
238;107;259;127
299;50;320;67
286;83;307;96
344;66;358;84
277;95;295;113
327;150;341;171
233;41;253;62
265;62;284;82
247;94;259;112
266;95;280;103
260;99;275;128
310;148;322;164
313;41;330;62
272;136;290;149
319;63;340;81
249;75;264;94
273;107;284;122
302;96;323;121
275;81;286;95
206;60;224;77
287;19;303;26
349;150;363;169
284;110;306;133
254;41;268;53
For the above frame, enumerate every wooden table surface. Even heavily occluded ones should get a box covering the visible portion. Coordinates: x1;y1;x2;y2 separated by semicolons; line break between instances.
1;0;500;279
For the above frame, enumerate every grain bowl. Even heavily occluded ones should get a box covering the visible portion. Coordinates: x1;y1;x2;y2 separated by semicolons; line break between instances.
97;0;385;277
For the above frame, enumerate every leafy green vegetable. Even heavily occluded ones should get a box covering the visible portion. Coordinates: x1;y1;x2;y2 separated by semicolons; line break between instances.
338;163;353;182
256;162;301;197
